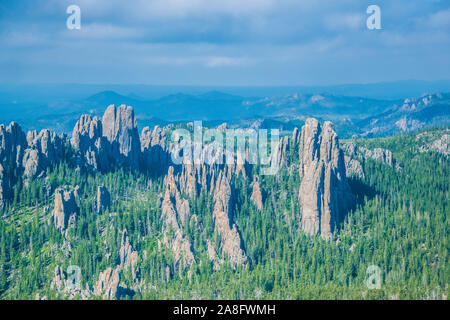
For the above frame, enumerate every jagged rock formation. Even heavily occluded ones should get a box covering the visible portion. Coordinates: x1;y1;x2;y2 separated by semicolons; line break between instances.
298;118;354;239
419;131;449;156
140;125;171;175
0;122;65;192
1;104;361;271
212;171;247;266
93;267;121;300
52;188;79;231
344;156;365;179
362;147;394;166
50;266;67;292
119;229;138;281
207;240;222;271
71;105;141;171
96;185;111;213
160;166;195;269
341;142;401;172
23;129;65;177
102;104;141;169
271;126;301;169
250;179;263;210
0;164;8;209
428;134;449;155
0;122;27;168
50;266;91;300
71;115;108;171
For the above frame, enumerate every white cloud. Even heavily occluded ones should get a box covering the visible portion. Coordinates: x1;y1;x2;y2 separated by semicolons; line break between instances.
324;13;364;31
3;31;48;47
428;9;450;28
205;56;253;67
63;23;143;40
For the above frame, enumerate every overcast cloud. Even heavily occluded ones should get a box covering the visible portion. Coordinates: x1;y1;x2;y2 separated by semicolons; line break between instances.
0;0;449;85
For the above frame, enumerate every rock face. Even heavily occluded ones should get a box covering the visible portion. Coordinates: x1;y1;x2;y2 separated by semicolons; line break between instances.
429;134;449;155
119;229;138;281
344;156;364;179
419;132;450;156
23;129;66;178
71;115;108;171
96;186;111;213
50;266;91;300
341;142;401;171
94;267;120;300
52;188;79;231
298;118;354;239
0;122;27;168
71;105;149;172
160;166;195;269
0;164;8;209
102;105;141;169
358;92;450;137
140;125;171;175
250;179;263;210
363;147;394;166
212;171;247;266
0;122;65;181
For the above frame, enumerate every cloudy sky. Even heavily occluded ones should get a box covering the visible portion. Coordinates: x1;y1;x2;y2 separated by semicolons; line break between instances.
0;0;449;85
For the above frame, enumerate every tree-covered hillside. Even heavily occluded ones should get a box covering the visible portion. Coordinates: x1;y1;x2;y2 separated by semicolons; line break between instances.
0;126;448;300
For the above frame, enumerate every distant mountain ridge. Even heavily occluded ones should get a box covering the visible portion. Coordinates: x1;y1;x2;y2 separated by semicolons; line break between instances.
356;93;450;137
0;88;449;138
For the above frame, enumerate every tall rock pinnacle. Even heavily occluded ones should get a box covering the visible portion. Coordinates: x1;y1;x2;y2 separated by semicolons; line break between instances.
298;118;354;239
212;171;247;267
102;105;141;169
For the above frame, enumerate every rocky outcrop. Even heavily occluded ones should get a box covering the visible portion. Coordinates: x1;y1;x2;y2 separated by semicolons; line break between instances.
160;166;195;269
274;136;290;168
271;126;301;169
71;105;152;172
52;188;79;231
363;147;394;166
341;142;400;170
344;156;364;179
119;229;138;281
140;125;171;174
0;122;27;168
93;267;121;300
250;179;263;210
23;129;65;178
50;266;91;300
298;118;354;239
207;240;222;271
0;164;8;209
71;115;108;171
96;185;110;213
212;171;247;267
102;105;141;169
429;134;449;155
419;133;449;156
0;123;65;179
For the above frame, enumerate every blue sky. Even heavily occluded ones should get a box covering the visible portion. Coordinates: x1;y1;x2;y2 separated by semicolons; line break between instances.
0;0;449;85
